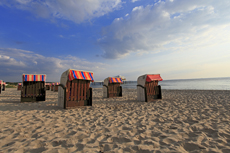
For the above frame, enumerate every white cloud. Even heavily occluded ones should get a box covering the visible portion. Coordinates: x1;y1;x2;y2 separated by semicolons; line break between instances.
0;0;123;23
131;0;140;3
0;48;107;81
97;0;230;59
132;6;143;11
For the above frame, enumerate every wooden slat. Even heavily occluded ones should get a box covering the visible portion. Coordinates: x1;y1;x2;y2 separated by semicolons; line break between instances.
32;82;34;98
24;84;26;97
27;82;30;97
23;84;25;97
84;81;86;100
86;81;90;99
37;82;40;96
74;81;78;101
77;80;80;101
151;82;153;95
71;81;74;101
66;81;70;101
81;81;83;100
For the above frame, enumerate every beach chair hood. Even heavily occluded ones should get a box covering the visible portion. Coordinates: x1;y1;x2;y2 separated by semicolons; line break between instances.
103;77;123;86
60;69;94;87
22;74;46;82
137;74;163;87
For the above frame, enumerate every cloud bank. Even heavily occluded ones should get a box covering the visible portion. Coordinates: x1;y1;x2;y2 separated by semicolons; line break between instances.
0;48;106;82
0;0;123;23
98;0;230;59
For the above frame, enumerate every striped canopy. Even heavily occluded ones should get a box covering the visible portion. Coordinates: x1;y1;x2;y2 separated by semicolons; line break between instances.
109;77;123;84
0;80;2;84
68;70;94;82
52;83;55;85
18;83;22;85
23;74;46;82
45;83;50;85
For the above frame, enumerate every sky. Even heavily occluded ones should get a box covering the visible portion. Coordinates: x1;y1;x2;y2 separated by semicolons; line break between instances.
0;0;230;82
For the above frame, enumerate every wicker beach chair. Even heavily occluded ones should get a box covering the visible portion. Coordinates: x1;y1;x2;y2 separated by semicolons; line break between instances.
137;74;163;102
45;83;51;90
17;83;22;90
21;74;46;102
53;82;60;92
103;77;123;98
51;83;54;91
58;69;94;109
2;82;5;91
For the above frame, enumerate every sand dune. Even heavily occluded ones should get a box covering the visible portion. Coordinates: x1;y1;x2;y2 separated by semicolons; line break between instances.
0;88;230;153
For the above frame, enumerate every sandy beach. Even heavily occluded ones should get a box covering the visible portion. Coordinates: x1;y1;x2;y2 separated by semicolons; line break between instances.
0;88;230;153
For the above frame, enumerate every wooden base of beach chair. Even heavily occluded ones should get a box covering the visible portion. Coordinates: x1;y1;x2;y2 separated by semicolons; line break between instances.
105;84;122;98
63;80;92;109
21;96;45;102
144;82;162;102
21;81;46;102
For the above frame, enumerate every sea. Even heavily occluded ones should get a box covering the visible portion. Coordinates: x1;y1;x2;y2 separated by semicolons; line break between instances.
90;77;230;90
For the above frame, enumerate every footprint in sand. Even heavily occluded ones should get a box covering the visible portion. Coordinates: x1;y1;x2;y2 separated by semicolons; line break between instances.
181;142;206;152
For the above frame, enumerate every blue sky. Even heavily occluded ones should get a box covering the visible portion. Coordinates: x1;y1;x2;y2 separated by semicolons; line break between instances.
0;0;230;82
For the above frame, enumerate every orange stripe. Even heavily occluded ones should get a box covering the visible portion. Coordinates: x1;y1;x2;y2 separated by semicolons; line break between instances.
76;71;83;79
84;72;90;80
